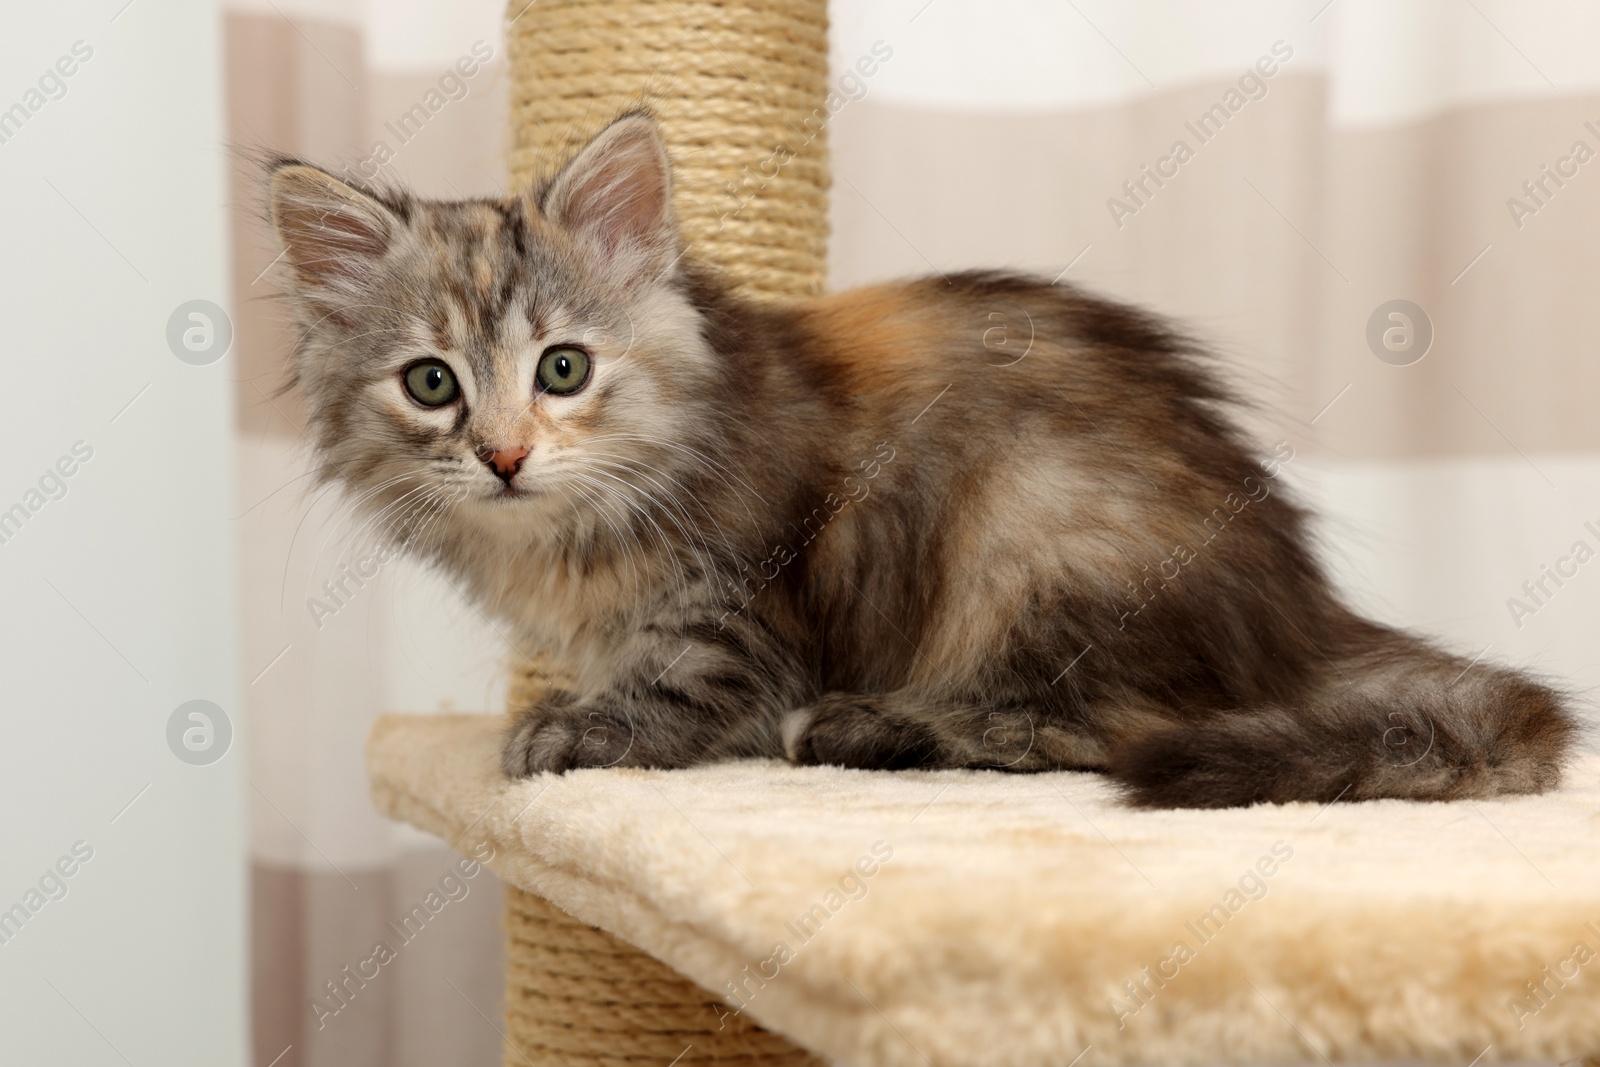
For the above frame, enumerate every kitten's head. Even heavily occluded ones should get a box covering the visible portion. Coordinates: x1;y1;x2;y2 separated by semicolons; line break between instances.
267;113;719;551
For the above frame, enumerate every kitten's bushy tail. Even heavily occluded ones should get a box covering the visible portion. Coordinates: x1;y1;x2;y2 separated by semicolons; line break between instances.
1107;633;1578;809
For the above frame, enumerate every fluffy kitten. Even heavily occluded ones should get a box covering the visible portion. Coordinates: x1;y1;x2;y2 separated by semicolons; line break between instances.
267;112;1575;808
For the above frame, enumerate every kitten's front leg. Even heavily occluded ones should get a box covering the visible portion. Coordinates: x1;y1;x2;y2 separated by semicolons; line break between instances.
500;618;805;776
787;691;1109;772
500;692;640;776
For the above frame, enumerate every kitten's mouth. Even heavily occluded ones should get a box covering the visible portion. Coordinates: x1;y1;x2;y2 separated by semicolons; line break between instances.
492;484;535;501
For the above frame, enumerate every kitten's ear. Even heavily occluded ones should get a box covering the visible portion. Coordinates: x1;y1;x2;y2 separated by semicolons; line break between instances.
268;163;398;287
541;114;678;281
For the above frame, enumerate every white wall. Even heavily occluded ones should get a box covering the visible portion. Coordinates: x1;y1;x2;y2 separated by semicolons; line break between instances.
0;1;246;1064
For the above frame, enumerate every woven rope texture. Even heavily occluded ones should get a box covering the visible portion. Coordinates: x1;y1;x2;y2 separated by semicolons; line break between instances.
507;0;831;300
504;887;826;1066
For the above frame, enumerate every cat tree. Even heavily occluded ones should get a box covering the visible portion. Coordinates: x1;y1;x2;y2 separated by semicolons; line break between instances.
366;1;1600;1064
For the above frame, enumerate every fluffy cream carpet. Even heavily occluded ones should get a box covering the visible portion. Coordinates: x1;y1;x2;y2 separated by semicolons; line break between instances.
368;714;1600;1067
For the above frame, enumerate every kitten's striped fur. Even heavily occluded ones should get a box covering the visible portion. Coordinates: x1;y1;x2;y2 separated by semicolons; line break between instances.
268;113;1575;808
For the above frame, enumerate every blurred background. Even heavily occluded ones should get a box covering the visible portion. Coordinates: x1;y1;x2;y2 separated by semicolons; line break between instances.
3;0;1599;1063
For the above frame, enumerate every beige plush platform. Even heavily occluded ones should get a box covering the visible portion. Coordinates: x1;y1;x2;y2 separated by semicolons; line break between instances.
368;714;1600;1066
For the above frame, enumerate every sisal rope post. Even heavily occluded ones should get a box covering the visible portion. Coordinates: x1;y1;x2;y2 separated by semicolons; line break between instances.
506;0;830;299
500;1;831;1062
504;890;824;1066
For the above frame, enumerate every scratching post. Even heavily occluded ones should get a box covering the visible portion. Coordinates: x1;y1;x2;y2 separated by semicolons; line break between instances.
506;0;830;299
503;889;823;1066
499;1;830;1062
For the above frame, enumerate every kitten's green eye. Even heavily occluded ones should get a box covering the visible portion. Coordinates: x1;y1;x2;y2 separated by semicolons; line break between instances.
536;346;591;396
403;361;459;407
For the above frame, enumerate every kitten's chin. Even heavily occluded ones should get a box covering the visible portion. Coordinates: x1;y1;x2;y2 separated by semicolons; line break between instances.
463;487;560;540
475;484;564;519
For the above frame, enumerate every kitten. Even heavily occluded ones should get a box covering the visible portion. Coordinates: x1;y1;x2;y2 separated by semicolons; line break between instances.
267;112;1576;808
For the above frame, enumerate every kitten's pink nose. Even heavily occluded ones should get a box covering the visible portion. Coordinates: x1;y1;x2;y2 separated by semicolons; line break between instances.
479;445;529;483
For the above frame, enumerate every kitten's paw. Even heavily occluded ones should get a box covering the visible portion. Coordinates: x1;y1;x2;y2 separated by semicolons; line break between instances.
501;707;636;776
780;708;817;761
789;695;938;770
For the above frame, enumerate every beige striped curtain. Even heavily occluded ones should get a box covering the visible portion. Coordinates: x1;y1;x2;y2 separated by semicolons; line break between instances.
231;0;1599;1063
